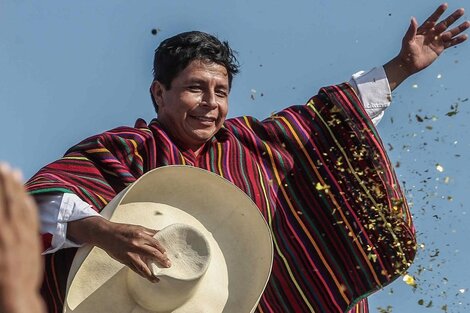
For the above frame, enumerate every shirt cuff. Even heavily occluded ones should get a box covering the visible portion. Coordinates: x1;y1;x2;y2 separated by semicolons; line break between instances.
45;193;100;254
349;67;392;125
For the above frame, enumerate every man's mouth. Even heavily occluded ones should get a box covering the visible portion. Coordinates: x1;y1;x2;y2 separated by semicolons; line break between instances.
191;116;216;122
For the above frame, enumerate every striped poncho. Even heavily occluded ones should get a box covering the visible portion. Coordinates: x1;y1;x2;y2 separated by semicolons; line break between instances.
27;83;416;313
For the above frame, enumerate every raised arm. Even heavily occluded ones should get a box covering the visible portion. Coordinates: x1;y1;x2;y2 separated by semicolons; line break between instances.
384;3;469;91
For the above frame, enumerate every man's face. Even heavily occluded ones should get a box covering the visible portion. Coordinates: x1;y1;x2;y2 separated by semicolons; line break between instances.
152;60;229;152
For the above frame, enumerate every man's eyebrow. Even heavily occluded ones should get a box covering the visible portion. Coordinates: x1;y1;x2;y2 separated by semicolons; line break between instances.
184;78;206;85
185;77;228;88
185;77;204;83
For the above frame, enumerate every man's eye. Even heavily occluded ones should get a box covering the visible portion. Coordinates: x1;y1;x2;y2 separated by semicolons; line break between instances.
188;86;201;91
216;90;228;97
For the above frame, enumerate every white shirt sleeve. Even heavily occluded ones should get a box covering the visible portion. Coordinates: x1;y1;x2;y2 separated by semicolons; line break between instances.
349;66;392;125
37;193;100;254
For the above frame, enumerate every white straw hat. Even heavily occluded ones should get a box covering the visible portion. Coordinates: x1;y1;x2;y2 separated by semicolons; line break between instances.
63;166;273;313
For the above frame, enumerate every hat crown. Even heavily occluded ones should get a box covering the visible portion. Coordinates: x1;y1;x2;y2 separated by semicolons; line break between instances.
128;223;212;311
150;223;211;280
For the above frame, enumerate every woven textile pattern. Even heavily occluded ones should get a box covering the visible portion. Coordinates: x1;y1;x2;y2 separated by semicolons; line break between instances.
27;84;416;313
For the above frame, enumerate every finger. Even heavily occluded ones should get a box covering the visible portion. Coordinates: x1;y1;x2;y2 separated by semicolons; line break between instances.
444;33;468;49
8;169;39;229
141;232;167;254
2;166;23;220
0;163;9;222
141;244;171;267
132;258;160;283
435;8;465;34
404;17;418;43
420;3;448;29
9;169;28;222
441;20;470;40
131;258;151;278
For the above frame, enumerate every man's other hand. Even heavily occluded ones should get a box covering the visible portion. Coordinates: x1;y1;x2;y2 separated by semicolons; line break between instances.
385;3;469;90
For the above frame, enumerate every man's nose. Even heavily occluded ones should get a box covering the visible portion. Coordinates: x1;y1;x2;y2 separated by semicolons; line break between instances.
201;91;218;108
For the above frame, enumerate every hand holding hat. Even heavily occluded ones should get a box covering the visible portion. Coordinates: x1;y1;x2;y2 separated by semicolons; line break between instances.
69;217;172;283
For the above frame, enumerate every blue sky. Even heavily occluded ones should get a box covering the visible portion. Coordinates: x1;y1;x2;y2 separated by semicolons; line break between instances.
0;1;468;312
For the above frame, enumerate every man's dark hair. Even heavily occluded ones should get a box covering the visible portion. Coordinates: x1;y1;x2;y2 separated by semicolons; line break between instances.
151;31;239;113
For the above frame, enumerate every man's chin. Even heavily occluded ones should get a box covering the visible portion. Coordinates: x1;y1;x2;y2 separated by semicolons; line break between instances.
191;129;217;140
192;135;213;144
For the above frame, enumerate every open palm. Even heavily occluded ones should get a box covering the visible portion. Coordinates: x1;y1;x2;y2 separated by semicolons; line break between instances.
399;4;469;75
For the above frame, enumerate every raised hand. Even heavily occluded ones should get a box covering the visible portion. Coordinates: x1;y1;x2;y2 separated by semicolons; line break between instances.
0;164;46;313
400;4;469;74
384;4;469;90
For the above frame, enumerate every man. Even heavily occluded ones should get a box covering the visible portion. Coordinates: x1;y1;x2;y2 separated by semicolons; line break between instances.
26;4;468;313
0;163;45;313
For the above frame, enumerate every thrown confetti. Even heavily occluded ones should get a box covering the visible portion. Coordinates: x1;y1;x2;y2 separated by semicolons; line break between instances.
315;182;330;192
446;103;459;116
403;274;417;287
250;89;257;100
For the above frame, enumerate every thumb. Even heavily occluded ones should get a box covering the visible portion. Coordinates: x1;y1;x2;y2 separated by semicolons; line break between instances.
403;17;418;43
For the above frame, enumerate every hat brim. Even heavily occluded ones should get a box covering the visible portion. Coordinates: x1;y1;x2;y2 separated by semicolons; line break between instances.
64;166;273;313
66;202;229;313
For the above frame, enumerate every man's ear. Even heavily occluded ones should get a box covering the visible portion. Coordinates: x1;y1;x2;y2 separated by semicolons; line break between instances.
150;81;165;110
